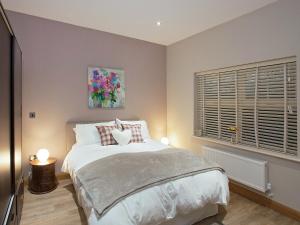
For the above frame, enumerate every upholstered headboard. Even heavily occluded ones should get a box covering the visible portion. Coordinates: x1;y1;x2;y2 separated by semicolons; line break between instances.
66;121;78;152
66;118;139;152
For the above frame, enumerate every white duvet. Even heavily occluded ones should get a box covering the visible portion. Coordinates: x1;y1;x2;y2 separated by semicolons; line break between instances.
62;140;229;225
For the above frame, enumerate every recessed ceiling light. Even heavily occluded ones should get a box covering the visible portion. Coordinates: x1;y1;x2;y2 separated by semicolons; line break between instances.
156;21;161;26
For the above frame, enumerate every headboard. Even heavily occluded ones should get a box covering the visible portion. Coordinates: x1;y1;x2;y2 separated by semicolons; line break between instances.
66;118;139;152
66;121;78;152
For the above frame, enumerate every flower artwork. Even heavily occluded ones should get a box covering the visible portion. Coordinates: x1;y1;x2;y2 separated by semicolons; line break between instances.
88;67;125;108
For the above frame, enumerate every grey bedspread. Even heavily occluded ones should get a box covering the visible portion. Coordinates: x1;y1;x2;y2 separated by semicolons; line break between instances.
76;148;224;218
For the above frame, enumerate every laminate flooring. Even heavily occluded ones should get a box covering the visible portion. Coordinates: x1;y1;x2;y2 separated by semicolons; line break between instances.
20;179;300;225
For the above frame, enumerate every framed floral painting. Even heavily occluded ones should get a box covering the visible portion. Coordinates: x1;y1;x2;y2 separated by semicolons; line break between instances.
88;67;125;108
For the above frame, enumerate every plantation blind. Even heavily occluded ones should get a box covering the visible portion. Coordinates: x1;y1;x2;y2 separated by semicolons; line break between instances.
203;73;219;138
194;57;298;157
257;64;285;152
219;71;236;141
286;62;298;155
237;68;257;146
194;75;204;136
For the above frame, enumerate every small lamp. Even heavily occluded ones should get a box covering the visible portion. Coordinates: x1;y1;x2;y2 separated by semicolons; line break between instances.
36;148;49;163
160;137;169;145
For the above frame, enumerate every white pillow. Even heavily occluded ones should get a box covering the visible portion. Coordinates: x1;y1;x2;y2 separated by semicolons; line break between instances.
115;118;151;140
111;129;132;146
74;121;115;145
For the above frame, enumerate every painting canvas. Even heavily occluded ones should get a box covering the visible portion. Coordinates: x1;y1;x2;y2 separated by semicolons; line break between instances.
88;67;125;108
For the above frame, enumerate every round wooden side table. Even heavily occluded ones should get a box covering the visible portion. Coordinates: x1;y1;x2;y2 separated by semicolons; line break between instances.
28;157;58;194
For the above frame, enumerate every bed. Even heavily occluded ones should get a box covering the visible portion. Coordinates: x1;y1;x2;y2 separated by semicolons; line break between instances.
62;121;229;225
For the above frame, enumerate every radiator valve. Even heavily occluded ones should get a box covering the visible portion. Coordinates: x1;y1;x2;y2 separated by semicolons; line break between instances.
266;182;274;197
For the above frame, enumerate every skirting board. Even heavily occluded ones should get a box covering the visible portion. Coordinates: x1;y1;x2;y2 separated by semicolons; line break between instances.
229;179;300;221
56;172;71;180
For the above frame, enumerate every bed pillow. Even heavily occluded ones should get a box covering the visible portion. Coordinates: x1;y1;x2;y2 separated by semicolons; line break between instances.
121;124;144;143
116;118;151;140
111;129;132;146
96;125;118;146
74;121;115;145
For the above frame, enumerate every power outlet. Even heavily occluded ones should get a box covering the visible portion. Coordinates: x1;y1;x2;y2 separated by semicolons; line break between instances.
29;112;36;118
29;155;37;161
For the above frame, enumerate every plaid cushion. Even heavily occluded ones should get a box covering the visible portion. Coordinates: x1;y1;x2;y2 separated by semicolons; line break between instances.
122;124;144;143
96;125;118;146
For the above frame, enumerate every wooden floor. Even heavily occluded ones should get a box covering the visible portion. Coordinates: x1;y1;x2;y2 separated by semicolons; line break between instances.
20;179;300;225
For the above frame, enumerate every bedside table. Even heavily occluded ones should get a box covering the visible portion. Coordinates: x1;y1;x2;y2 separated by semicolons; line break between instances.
28;157;58;194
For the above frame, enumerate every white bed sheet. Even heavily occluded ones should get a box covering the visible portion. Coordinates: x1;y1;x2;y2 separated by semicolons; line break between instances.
62;140;229;225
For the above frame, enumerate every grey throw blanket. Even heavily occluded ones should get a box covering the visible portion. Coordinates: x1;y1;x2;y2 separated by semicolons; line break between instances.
76;148;224;218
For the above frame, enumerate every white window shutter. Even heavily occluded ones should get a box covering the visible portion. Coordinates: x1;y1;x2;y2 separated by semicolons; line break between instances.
237;68;257;146
203;73;219;138
286;62;297;155
194;75;204;136
219;71;236;141
194;57;297;157
257;64;285;152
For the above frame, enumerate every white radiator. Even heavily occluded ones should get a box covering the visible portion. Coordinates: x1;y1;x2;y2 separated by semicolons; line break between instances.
203;146;269;192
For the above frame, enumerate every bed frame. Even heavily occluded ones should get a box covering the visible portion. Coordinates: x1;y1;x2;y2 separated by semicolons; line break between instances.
66;121;81;152
65;120;225;225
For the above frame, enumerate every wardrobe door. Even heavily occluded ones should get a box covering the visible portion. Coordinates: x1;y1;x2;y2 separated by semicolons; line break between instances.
12;37;22;188
12;37;23;225
0;9;12;225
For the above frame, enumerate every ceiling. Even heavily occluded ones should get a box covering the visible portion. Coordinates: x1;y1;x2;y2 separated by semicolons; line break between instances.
2;0;277;45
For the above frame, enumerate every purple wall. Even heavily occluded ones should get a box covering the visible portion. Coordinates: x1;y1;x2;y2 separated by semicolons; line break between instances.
7;11;166;173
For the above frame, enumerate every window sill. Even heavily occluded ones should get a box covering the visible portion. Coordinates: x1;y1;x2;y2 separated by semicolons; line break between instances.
192;136;300;163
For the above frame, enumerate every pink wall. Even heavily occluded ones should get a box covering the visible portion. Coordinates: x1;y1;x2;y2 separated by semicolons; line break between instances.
7;11;166;173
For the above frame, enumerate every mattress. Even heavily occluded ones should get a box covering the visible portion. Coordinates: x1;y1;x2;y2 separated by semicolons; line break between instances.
62;140;229;225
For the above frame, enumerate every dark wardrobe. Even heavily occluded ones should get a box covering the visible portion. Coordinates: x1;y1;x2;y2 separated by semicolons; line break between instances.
0;3;23;225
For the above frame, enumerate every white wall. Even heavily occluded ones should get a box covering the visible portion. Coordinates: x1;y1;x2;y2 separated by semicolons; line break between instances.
167;0;300;211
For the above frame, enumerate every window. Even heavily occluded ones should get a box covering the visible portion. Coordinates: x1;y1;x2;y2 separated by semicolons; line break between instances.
194;57;298;156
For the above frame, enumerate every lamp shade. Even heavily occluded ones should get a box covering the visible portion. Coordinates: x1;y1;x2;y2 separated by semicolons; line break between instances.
36;148;49;163
160;137;169;145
